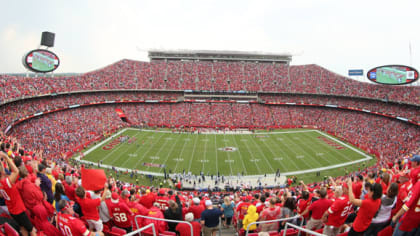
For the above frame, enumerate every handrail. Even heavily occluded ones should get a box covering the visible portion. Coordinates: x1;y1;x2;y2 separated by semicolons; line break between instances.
125;223;156;236
245;215;303;236
283;222;326;236
133;215;193;236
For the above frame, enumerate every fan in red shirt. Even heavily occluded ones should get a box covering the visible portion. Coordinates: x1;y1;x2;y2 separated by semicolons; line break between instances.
236;197;251;229
347;178;382;236
187;197;205;220
322;182;353;236
176;212;201;236
297;190;312;221
0;151;36;236
142;202;168;234
259;198;281;232
63;175;77;201
155;188;170;211
392;172;412;216
139;188;156;209
57;199;104;236
392;155;420;235
352;175;364;199
107;192;134;233
75;183;109;232
300;187;332;230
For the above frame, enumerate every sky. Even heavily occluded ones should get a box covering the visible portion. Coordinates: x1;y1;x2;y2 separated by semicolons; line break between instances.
1;0;420;81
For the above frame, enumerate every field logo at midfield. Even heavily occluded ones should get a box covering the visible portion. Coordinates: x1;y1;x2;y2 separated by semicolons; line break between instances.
218;147;238;152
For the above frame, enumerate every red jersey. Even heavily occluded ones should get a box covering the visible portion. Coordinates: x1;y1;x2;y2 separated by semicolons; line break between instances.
352;181;363;199
139;193;155;209
107;200;133;228
57;212;90;236
392;181;411;216
399;181;420;232
0;177;26;215
326;195;352;227
259;206;281;221
77;197;101;221
176;221;201;236
308;198;332;220
352;198;381;232
297;195;312;219
63;182;76;202
188;204;205;220
236;202;251;220
155;196;169;211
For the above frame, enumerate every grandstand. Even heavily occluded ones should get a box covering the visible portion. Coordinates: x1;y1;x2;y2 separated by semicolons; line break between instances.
0;50;419;235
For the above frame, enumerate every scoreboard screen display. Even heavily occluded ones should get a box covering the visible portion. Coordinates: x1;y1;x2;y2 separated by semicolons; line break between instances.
367;65;418;85
23;49;60;73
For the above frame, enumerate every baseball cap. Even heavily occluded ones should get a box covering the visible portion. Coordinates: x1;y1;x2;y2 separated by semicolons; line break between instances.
159;189;166;195
205;200;212;207
185;213;194;222
411;155;420;162
193;197;200;204
111;192;120;203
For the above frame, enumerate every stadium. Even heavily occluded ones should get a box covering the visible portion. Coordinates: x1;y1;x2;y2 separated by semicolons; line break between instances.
1;47;419;235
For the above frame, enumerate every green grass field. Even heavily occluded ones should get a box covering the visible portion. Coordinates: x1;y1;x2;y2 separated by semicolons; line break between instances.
80;128;372;178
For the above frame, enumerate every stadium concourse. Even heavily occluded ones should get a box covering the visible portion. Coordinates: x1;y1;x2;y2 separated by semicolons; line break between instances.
0;51;419;235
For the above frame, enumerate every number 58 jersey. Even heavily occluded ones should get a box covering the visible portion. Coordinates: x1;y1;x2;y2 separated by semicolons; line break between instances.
106;199;133;228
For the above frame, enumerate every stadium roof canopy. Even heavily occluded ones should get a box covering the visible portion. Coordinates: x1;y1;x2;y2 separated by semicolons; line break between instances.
148;49;292;64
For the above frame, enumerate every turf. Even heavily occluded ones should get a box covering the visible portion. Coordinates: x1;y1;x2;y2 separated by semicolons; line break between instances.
82;128;371;177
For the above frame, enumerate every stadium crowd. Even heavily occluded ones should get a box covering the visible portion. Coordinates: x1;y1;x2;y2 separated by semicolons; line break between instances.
0;91;418;135
6;103;418;167
0;127;419;236
1;60;419;104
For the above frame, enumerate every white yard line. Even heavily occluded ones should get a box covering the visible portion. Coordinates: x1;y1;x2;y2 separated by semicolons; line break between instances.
109;131;146;165
234;135;259;174
223;133;234;175
159;133;183;170
133;132;166;170
76;128;372;178
187;134;199;173
254;134;288;171
172;135;190;172
214;134;219;174
247;135;275;173
119;131;151;167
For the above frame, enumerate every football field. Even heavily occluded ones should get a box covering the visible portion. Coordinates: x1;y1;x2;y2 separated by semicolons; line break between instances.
79;128;372;177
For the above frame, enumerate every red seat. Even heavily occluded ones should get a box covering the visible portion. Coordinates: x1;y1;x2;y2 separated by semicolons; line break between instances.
280;228;298;236
377;226;393;236
160;231;177;236
110;226;126;236
3;223;19;236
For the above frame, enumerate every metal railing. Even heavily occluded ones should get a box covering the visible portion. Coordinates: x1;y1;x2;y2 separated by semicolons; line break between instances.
125;223;156;236
245;215;304;236
130;215;194;236
283;222;326;236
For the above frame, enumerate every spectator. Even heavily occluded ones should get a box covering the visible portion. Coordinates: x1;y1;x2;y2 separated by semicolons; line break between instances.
54;182;70;212
347;179;382;236
322;182;353;236
176;212;201;236
220;196;234;228
37;163;53;204
57;199;104;236
107;191;134;233
201;200;223;236
301;187;332;230
0;151;36;236
242;205;259;234
365;182;398;236
259;197;280;232
75;183;108;232
188;197;205;222
164;194;183;233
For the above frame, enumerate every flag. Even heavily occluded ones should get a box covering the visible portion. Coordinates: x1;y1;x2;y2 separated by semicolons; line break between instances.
81;168;107;191
115;108;129;123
